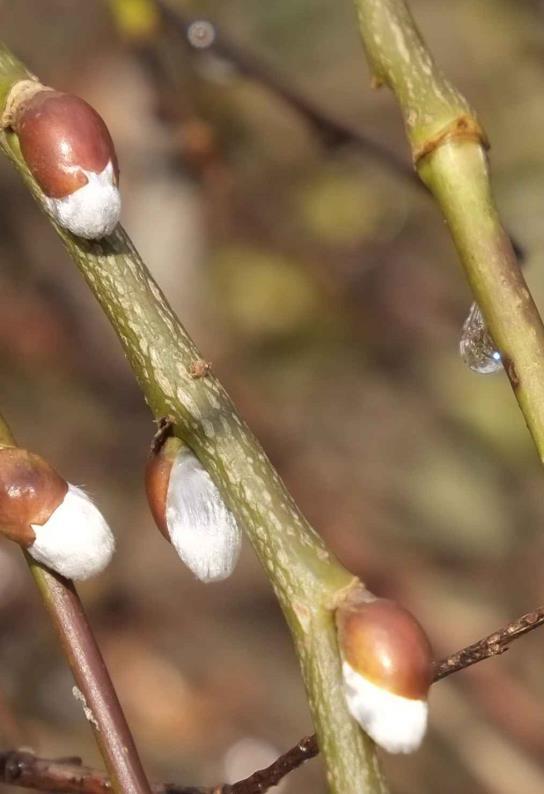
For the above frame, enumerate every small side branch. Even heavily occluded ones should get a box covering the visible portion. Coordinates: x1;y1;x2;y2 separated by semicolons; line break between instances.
433;606;544;681
238;605;544;781
3;606;543;794
31;568;153;794
227;735;318;794
0;751;205;794
0;739;317;794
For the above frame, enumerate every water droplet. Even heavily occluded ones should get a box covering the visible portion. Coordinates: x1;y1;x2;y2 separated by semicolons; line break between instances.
187;20;216;49
460;302;502;374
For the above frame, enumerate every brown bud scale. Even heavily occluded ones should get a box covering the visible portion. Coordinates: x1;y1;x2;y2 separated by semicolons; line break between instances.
15;91;119;198
145;437;183;541
0;447;68;546
337;598;433;700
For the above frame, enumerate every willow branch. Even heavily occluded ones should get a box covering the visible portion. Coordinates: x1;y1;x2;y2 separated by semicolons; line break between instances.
351;0;544;458
433;605;544;681
0;413;152;794
0;43;386;794
3;605;544;794
227;735;318;793
0;739;317;794
0;751;205;794
258;604;544;776
29;570;152;794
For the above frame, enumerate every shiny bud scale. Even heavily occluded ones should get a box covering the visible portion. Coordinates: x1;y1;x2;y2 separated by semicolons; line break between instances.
0;446;114;580
337;596;433;753
9;84;121;239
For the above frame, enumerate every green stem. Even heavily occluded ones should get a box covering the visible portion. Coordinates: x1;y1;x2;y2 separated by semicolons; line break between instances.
0;41;386;794
353;0;544;462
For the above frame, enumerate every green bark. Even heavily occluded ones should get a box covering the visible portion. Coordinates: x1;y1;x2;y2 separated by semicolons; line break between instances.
0;41;386;794
354;0;544;464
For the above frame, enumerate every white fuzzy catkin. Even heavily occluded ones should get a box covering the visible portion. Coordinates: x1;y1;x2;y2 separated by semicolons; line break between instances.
166;450;242;582
342;661;428;754
44;161;120;239
30;484;115;580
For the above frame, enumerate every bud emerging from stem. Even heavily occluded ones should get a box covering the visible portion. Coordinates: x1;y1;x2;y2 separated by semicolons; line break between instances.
0;446;115;580
5;81;120;239
336;595;433;754
146;436;242;582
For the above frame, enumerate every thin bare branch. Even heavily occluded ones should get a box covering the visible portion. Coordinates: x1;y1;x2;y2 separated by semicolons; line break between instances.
31;568;153;794
236;606;544;780
3;606;544;794
0;751;205;794
433;606;544;681
154;0;415;185
228;735;318;794
0;745;315;794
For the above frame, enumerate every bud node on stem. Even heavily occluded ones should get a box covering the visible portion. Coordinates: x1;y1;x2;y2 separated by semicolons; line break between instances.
336;596;433;753
1;77;45;129
413;114;488;166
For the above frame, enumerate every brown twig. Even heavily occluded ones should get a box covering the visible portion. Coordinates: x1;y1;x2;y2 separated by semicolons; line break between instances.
432;606;544;681
0;740;316;794
32;568;153;794
3;606;544;794
0;744;313;794
0;751;205;794
227;735;318;794
0;411;152;794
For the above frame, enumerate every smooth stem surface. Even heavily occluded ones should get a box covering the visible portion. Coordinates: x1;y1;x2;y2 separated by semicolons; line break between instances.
420;144;544;455
0;41;386;794
0;411;151;794
30;564;153;794
353;0;544;463
354;0;470;149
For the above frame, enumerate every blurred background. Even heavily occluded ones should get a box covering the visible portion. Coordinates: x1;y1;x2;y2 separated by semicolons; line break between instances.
1;0;544;792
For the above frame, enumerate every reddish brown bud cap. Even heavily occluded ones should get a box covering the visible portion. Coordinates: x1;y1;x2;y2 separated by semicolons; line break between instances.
337;598;433;700
145;437;183;541
0;447;68;546
15;91;119;198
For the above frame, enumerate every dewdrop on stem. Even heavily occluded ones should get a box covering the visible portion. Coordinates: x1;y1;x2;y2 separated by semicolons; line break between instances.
460;301;502;374
145;435;242;582
0;446;114;580
336;595;433;754
4;80;120;239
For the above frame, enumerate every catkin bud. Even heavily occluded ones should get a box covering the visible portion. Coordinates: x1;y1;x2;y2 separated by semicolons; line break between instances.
145;437;242;582
7;82;120;239
337;596;433;754
0;446;114;580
